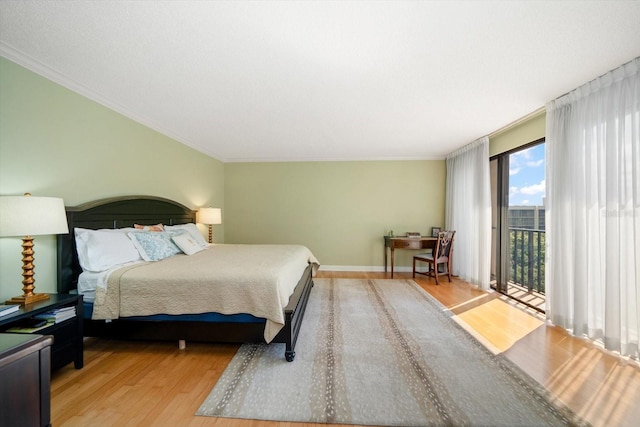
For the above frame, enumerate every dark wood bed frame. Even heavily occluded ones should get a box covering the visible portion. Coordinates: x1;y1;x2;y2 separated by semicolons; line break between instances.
56;195;314;362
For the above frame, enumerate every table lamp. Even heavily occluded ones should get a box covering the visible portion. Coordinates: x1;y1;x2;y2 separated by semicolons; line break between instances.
0;193;69;305
197;207;221;243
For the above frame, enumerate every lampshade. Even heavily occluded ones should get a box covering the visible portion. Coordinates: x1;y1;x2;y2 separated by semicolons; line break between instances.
198;207;222;225
0;195;69;237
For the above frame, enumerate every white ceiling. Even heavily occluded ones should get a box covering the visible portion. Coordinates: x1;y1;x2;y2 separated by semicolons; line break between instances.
1;1;639;162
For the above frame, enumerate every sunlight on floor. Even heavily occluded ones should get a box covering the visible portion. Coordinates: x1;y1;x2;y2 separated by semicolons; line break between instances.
454;299;544;353
545;345;640;426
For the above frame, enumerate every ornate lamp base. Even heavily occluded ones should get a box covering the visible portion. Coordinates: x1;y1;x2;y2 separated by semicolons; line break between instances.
4;235;50;306
208;224;214;244
5;292;50;306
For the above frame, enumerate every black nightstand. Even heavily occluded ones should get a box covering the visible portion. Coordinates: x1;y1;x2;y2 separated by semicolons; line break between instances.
0;294;83;371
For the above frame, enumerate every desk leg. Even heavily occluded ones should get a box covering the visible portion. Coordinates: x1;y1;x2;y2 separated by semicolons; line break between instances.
384;246;388;273
390;247;395;278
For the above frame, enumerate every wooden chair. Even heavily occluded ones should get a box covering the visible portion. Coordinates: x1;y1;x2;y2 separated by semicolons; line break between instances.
412;230;455;285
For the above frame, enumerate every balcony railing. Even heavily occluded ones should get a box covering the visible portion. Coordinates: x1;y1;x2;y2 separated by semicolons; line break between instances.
509;227;545;294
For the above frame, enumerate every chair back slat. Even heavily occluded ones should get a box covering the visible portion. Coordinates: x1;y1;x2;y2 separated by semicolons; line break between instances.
434;230;455;261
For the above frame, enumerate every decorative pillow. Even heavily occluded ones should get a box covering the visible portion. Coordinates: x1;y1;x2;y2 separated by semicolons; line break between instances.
164;223;208;248
75;228;142;272
172;232;206;256
134;223;164;232
128;231;185;261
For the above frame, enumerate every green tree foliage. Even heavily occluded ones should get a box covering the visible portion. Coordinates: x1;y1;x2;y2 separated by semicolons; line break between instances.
509;229;545;293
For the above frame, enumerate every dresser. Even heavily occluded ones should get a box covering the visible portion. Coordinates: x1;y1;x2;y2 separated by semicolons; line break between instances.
0;333;53;427
384;236;436;278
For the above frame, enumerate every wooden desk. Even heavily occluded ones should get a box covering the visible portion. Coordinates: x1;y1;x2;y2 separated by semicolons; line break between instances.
384;236;436;278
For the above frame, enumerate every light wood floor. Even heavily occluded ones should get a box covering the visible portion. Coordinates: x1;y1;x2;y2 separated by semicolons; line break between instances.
50;271;640;427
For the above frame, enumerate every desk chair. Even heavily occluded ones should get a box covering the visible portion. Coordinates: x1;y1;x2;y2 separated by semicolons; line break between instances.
412;230;455;285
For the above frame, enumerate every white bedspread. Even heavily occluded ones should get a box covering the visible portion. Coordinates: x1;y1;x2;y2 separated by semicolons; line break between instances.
92;244;319;342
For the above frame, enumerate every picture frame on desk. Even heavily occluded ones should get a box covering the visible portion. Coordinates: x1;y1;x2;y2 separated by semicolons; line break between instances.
431;227;441;237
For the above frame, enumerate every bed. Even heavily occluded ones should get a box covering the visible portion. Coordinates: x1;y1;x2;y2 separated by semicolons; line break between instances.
56;195;318;361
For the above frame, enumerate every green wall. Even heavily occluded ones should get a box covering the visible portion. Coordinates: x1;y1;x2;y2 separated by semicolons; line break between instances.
0;55;544;302
489;112;546;156
225;161;446;269
0;57;224;301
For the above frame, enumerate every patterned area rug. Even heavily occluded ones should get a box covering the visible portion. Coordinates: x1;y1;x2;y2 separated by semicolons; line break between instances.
197;278;587;426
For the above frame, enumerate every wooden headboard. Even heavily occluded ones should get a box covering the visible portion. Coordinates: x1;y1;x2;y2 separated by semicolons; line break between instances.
57;195;196;294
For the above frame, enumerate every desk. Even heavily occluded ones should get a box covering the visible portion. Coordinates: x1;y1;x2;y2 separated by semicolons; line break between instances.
384;236;436;278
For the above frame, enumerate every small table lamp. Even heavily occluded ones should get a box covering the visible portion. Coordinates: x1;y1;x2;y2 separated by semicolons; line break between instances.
0;193;69;305
198;207;222;244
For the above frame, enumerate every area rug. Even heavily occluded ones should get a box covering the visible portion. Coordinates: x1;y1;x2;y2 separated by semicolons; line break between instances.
197;278;587;426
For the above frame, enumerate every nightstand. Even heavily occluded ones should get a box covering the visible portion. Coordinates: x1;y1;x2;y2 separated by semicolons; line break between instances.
0;294;83;371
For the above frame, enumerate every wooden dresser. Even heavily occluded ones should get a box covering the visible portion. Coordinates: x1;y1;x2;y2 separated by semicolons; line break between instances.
0;333;53;427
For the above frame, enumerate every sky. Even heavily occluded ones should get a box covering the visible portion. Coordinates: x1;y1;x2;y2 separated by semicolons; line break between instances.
509;143;545;206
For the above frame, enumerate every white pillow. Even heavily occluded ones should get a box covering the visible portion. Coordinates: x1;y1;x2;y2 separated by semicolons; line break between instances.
75;228;142;272
128;231;184;262
172;232;205;256
164;223;208;248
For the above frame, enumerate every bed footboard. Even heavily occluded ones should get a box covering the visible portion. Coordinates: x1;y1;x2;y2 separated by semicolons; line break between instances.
272;263;314;361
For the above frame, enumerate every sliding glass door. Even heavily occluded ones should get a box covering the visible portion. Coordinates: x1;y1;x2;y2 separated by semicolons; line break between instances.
490;139;546;312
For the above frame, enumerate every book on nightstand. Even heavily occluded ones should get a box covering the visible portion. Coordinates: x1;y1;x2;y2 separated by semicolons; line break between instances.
34;306;76;323
5;318;54;333
0;304;20;317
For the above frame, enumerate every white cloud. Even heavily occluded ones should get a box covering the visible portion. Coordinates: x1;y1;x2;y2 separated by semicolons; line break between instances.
520;179;546;195
511;147;533;161
509;167;520;176
522;199;530;205
510;145;544;172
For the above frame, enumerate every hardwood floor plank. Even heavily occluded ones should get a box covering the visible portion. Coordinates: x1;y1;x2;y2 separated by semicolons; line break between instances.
456;298;544;352
49;271;640;427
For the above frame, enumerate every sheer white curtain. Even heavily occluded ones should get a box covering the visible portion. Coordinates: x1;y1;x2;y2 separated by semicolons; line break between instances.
546;57;640;359
445;136;492;290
